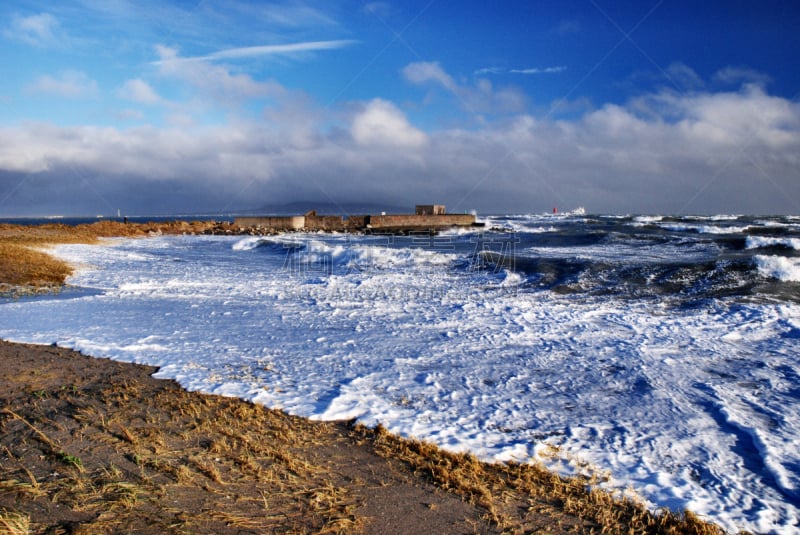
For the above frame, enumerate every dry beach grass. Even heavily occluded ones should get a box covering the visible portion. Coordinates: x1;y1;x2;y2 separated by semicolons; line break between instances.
0;221;735;534
0;220;221;294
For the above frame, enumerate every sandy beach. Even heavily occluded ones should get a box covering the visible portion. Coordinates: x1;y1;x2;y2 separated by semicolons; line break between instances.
1;339;531;534
0;221;726;534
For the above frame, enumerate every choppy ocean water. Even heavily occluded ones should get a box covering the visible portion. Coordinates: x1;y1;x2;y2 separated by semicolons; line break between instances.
2;213;799;533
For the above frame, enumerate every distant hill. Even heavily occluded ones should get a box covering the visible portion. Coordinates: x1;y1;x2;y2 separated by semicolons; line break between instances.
240;201;412;216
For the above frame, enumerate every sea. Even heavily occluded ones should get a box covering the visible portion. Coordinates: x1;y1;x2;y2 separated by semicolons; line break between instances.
2;213;799;533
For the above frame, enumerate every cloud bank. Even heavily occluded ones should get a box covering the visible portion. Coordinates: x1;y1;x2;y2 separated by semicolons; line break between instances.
1;59;799;216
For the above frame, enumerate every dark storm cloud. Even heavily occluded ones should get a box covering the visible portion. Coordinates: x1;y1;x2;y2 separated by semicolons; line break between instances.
1;79;799;217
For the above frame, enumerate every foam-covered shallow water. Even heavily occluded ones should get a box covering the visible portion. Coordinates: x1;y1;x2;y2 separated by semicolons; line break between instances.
2;214;800;533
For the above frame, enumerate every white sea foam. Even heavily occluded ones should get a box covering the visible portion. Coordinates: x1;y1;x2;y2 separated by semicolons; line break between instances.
437;225;485;236
528;226;559;233
659;223;751;234
746;236;800;251
1;230;799;533
522;238;715;264
755;219;800;228
685;214;742;221
487;214;569;233
755;255;800;282
231;236;265;250
633;215;663;223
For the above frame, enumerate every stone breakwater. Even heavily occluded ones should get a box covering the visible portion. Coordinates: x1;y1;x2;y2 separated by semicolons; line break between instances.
233;210;478;234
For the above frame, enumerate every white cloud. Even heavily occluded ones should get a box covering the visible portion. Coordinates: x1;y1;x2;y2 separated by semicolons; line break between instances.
351;99;427;148
152;40;356;65
473;67;504;76
4;13;60;47
117;79;162;105
549;97;594;116
206;40;355;61
509;66;566;75
154;44;178;63
115;109;145;122
664;62;705;91
404;61;526;114
475;66;566;76
624;62;706;95
0;84;798;216
363;2;396;18
237;2;338;28
27;70;98;98
166;113;198;128
669;85;798;148
403;62;458;92
154;45;286;104
713;66;772;87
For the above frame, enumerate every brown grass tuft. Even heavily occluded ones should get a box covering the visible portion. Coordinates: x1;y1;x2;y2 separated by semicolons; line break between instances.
0;242;73;288
0;220;221;293
1;366;359;534
355;423;730;534
0;509;30;535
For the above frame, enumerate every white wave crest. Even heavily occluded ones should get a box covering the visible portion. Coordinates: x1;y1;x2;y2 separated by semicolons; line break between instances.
660;223;750;234
755;255;800;282
633;215;663;223
746;236;800;251
286;239;457;272
232;237;264;251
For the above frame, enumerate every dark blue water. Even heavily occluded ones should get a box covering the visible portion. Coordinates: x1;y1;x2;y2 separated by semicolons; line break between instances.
247;214;800;305
5;213;799;304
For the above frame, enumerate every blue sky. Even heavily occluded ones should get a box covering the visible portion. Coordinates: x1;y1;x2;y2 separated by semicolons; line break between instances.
1;0;799;216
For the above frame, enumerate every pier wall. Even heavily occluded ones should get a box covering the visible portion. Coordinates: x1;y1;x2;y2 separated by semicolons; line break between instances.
304;215;346;231
367;214;475;230
233;212;475;233
234;216;305;230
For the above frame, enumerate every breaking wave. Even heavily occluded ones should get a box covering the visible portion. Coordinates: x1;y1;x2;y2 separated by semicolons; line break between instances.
755;255;800;282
